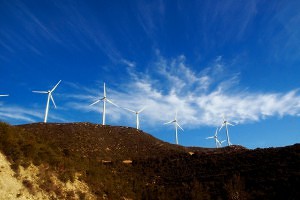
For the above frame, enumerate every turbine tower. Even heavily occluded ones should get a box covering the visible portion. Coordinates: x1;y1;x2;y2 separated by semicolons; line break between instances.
32;80;61;123
164;111;184;145
123;106;147;129
90;82;118;125
219;115;235;146
206;127;225;148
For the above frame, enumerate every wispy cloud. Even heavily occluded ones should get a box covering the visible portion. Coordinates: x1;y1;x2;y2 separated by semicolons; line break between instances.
64;54;300;128
0;0;125;64
51;0;125;63
136;0;165;43
0;0;62;55
0;104;41;123
267;1;300;62
0;102;68;124
121;59;136;68
15;1;61;43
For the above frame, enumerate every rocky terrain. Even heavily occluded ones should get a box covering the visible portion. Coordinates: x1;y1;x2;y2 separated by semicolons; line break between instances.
0;122;299;199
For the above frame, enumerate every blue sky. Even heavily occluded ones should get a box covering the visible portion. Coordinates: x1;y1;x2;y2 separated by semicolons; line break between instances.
1;0;300;149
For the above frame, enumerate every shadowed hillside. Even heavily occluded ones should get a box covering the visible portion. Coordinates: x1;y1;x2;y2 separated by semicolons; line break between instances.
0;122;299;199
16;122;191;160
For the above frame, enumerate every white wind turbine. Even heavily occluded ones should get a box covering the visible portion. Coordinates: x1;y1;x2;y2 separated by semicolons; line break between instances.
219;115;235;146
32;80;61;123
123;106;147;130
206;127;226;148
90;82;119;125
164;111;184;145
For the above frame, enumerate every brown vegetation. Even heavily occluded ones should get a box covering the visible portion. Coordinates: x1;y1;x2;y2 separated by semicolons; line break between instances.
0;122;299;199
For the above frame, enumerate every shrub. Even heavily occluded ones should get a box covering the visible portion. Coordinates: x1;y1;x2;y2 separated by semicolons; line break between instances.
22;179;35;194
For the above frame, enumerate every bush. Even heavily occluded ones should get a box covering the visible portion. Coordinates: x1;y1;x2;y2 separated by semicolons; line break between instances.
22;179;35;194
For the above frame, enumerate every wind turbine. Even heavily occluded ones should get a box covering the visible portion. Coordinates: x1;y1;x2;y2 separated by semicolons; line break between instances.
32;80;61;123
219;115;235;146
206;127;226;148
164;111;184;145
90;82;119;125
123;106;147;129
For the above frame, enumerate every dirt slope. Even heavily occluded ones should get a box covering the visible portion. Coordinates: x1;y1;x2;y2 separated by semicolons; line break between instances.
0;152;49;200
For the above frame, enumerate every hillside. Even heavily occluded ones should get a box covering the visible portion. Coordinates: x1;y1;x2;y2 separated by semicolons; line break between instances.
16;122;191;160
0;122;299;199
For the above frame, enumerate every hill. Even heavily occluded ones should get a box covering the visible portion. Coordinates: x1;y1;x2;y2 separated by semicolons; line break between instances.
0;122;299;199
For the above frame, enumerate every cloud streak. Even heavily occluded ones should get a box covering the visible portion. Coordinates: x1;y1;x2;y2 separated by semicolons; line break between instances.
0;104;41;123
0;102;68;124
64;54;300;129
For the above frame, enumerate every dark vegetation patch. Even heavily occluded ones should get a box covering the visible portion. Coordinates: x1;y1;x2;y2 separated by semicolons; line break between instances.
22;179;35;195
0;122;299;199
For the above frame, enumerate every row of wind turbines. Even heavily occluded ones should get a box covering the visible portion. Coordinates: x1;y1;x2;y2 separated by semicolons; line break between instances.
1;81;236;147
89;82;147;129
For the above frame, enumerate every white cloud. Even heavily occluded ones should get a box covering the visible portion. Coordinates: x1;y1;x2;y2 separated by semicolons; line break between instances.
0;105;41;123
0;102;68;124
121;59;136;68
65;54;300;129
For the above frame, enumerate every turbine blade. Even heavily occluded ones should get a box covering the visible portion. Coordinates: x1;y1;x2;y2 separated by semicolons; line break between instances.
164;120;174;125
206;136;214;139
0;94;9;97
227;122;235;126
106;99;119;107
50;95;57;108
215;127;219;136
138;106;147;113
176;123;184;131
219;124;225;131
221;140;226;144
32;91;48;94
123;107;136;113
89;99;101;106
51;80;62;92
